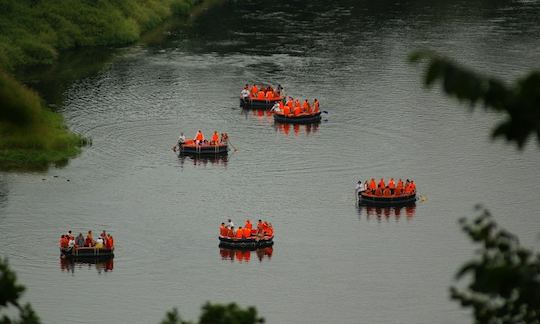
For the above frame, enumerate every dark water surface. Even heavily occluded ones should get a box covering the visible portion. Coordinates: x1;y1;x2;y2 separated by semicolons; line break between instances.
2;1;540;323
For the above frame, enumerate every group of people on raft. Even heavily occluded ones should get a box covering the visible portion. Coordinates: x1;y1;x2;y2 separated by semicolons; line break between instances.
357;178;417;197
173;130;229;151
241;84;283;100
219;219;274;240
272;97;320;117
59;230;115;250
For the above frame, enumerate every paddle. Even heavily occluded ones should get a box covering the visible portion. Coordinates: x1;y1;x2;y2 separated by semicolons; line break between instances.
227;138;239;152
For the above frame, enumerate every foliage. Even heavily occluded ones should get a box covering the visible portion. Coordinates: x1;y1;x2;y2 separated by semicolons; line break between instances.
0;258;41;324
450;207;540;323
409;50;540;149
161;303;265;324
0;0;195;71
0;71;88;170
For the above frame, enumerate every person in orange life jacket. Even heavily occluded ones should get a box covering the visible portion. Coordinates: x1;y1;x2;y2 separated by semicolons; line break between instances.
410;181;416;193
194;130;204;145
85;230;94;247
251;84;258;97
313;99;320;112
369;178;377;191
383;186;392;197
211;131;219;145
375;187;383;196
293;103;302;116
395;187;403;196
106;234;114;249
243;227;252;239
227;226;235;238
302;99;311;113
397;179;404;190
235;226;244;239
220;223;228;237
59;235;68;248
265;223;274;237
257;219;264;232
378;178;386;189
257;90;265;99
266;90;274;99
283;104;291;115
244;219;252;230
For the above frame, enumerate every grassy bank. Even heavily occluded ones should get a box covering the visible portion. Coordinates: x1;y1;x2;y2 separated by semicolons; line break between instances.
0;71;88;170
0;0;196;170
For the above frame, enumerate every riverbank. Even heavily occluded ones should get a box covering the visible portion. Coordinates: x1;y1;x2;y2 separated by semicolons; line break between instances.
0;0;197;170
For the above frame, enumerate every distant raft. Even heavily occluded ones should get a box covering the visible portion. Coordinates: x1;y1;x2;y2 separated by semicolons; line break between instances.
358;190;417;206
178;142;228;155
240;97;283;109
60;247;114;259
218;235;274;249
274;111;322;124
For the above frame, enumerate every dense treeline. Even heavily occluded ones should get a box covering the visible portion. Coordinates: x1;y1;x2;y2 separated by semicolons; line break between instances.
0;0;196;170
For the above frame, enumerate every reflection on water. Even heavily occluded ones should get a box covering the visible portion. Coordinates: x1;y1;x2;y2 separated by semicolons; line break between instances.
274;122;320;137
241;108;322;136
177;154;228;168
219;247;273;263
358;204;416;222
60;257;114;274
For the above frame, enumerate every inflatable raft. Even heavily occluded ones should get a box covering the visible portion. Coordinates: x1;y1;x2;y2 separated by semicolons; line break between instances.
358;190;417;206
178;143;228;155
274;111;322;124
240;97;283;109
60;247;114;259
218;236;274;249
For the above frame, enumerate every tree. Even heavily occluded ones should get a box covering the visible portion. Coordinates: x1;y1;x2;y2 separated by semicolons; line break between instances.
409;50;540;149
0;258;41;324
450;207;540;323
161;303;264;324
411;52;540;323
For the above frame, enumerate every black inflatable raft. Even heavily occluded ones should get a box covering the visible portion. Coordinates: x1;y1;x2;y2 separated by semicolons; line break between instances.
179;143;228;155
358;190;417;206
60;247;114;259
274;112;322;124
240;97;283;109
218;236;274;249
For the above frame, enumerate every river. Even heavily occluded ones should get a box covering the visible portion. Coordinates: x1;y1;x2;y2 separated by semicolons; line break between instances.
1;0;540;323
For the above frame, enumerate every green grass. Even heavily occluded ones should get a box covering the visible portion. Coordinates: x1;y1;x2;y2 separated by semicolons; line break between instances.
0;0;196;170
0;71;88;170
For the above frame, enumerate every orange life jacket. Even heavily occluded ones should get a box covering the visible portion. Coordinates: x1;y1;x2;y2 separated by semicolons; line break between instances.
251;85;258;96
313;100;320;112
378;179;385;188
235;229;244;239
395;188;403;196
257;91;265;99
195;131;204;142
397;180;404;189
243;228;251;238
294;106;302;116
375;188;383;196
227;228;234;238
383;188;392;197
388;180;395;189
211;133;219;143
283;106;291;115
245;221;252;230
266;91;273;99
279;101;284;110
220;225;228;236
265;227;273;236
369;180;376;190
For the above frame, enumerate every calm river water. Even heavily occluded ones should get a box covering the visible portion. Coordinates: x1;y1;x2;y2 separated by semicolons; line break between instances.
2;1;540;323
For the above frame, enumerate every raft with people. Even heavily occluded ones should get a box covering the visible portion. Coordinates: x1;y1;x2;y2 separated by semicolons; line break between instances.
218;218;274;249
173;130;229;156
356;178;417;206
59;230;115;259
240;84;284;109
272;97;322;124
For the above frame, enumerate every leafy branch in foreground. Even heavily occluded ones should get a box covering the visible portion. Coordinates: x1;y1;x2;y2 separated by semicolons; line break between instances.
0;258;41;324
161;303;264;324
451;207;540;323
409;50;540;149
